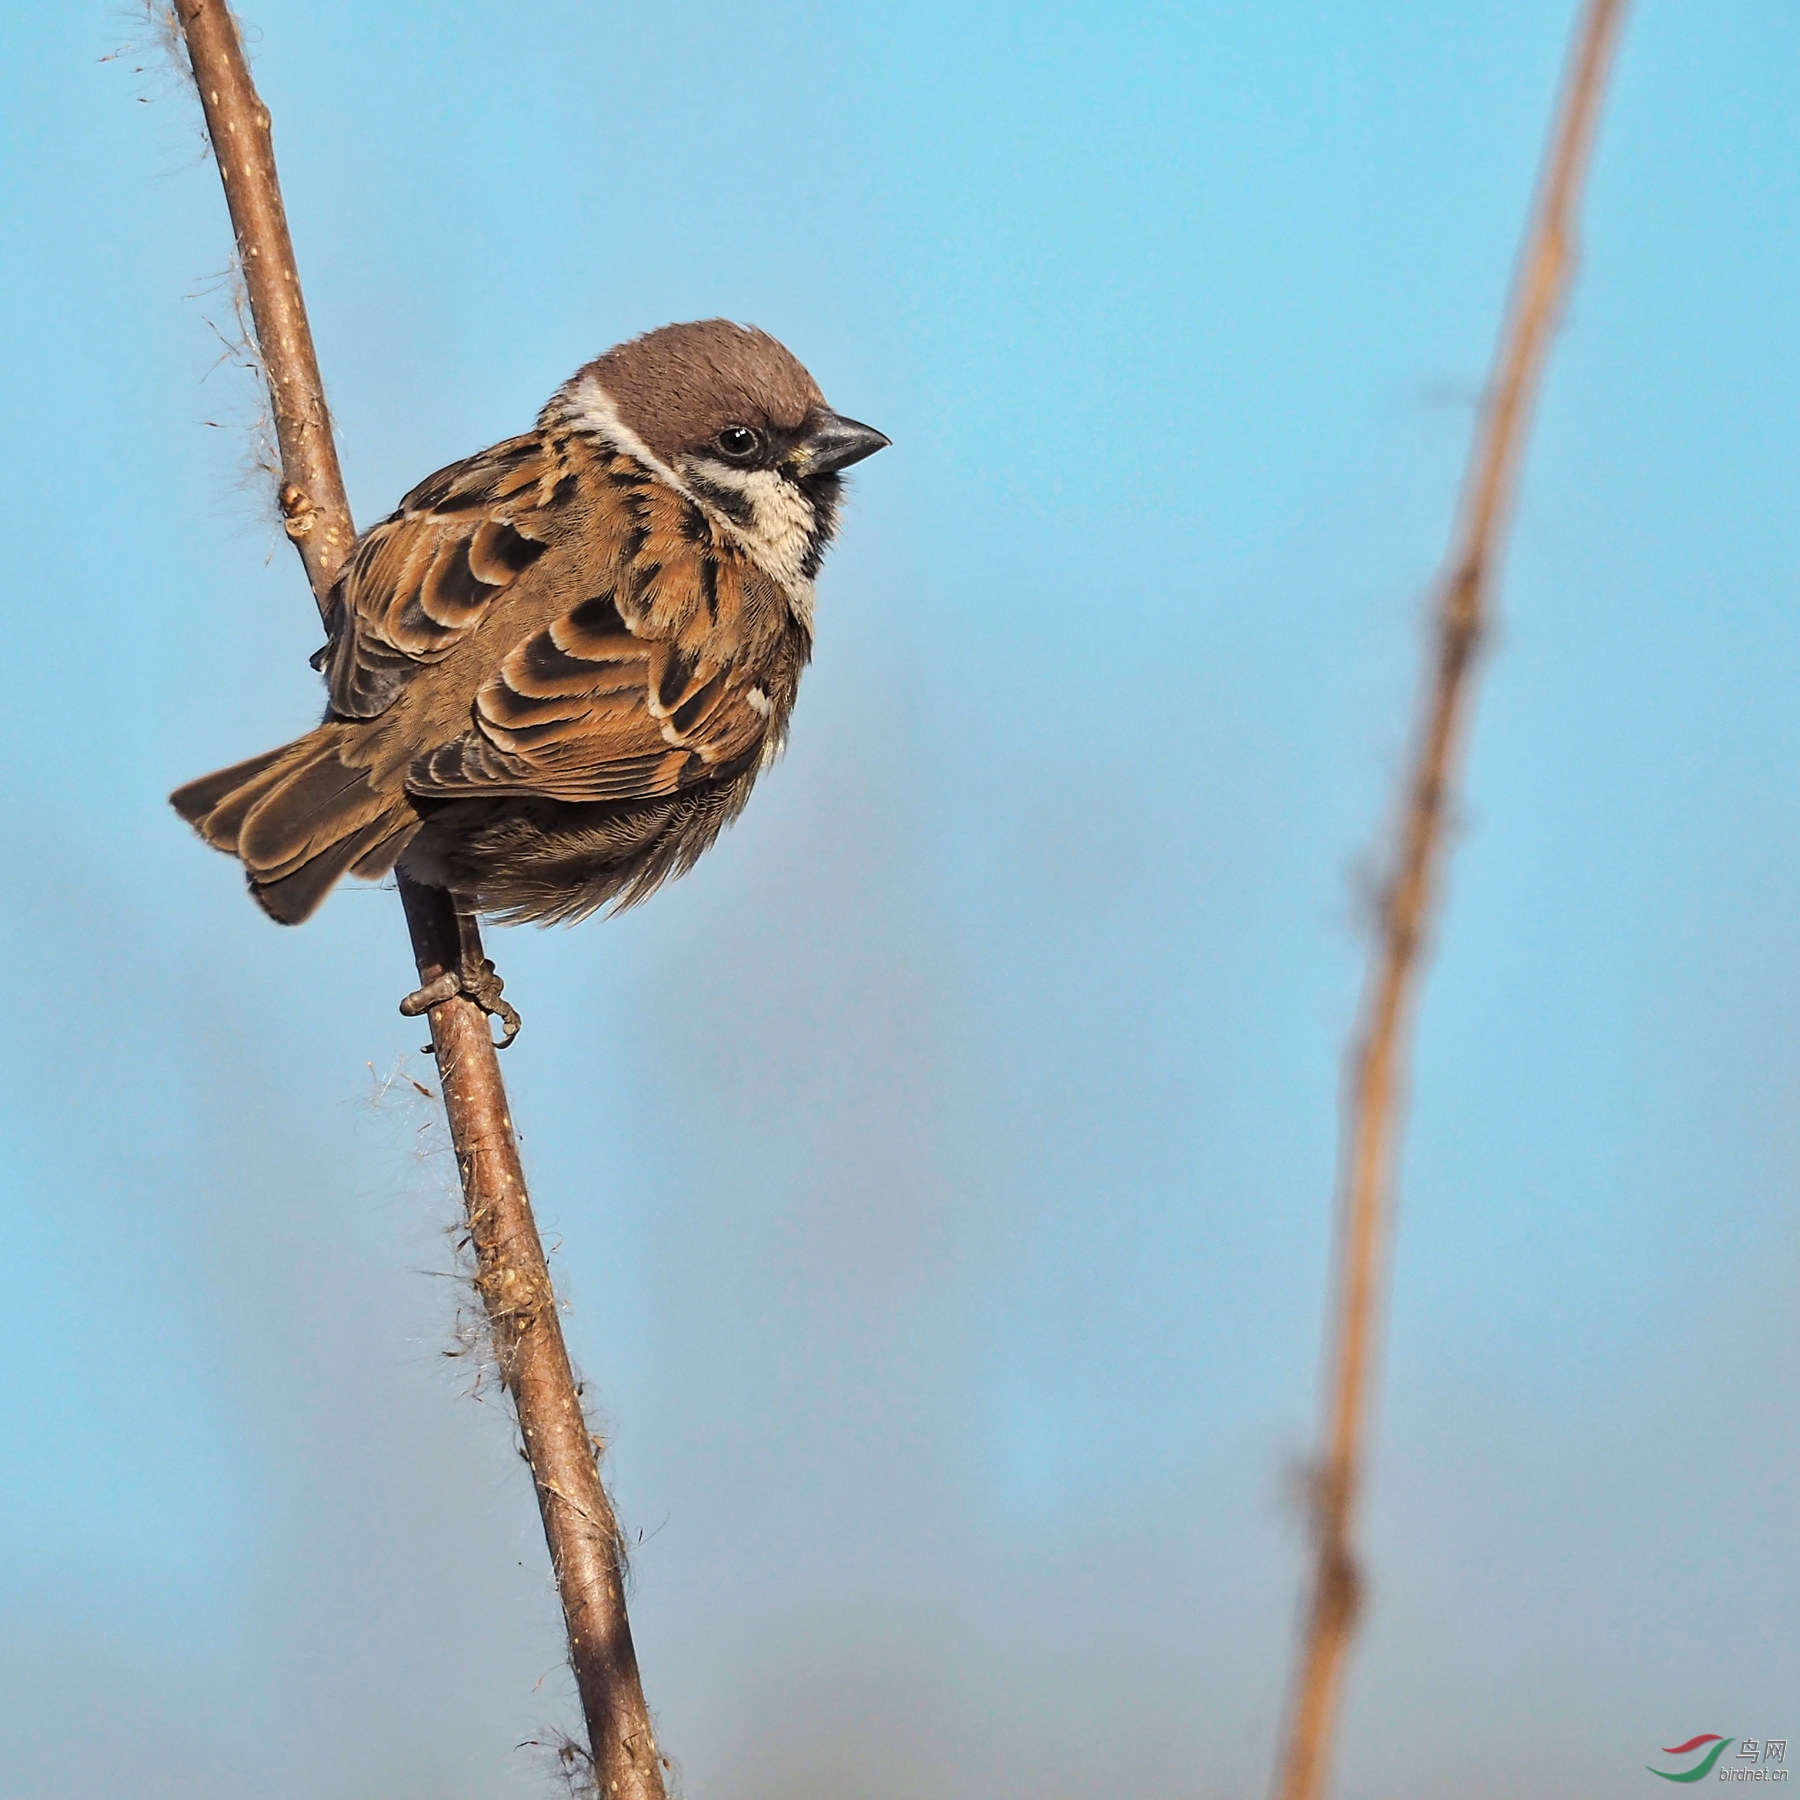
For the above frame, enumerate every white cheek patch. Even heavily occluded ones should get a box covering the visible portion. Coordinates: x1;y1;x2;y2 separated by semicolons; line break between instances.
680;459;820;623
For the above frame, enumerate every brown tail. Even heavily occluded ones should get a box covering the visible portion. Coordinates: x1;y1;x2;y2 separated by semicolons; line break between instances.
171;725;420;924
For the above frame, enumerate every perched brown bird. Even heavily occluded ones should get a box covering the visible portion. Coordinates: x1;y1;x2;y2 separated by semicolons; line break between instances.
173;319;887;1036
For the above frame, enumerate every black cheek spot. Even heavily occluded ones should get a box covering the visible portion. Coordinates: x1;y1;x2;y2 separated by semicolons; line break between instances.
685;474;755;529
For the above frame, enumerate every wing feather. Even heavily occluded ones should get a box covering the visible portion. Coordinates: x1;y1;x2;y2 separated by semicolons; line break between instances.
312;427;804;806
405;477;799;806
316;435;563;719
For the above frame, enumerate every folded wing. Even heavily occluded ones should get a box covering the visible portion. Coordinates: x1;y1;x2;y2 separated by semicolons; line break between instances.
315;434;564;719
405;461;801;805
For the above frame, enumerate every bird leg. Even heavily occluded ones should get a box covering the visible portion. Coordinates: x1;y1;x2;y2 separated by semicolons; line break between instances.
398;903;522;1049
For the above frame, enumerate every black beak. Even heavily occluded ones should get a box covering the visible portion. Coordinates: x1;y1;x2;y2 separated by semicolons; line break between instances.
798;411;891;476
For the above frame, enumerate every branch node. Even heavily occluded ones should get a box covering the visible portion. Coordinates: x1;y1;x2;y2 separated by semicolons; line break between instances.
278;480;317;540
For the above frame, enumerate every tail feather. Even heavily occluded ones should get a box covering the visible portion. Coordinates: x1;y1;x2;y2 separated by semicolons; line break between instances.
171;746;293;846
350;822;418;881
170;725;419;924
239;747;387;882
249;812;412;924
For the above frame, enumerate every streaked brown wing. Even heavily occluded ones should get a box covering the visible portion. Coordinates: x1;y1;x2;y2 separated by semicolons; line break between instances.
405;477;794;805
316;434;564;719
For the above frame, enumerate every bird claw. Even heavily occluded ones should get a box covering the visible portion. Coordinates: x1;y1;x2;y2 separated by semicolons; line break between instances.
399;956;522;1050
399;972;461;1015
460;956;522;1049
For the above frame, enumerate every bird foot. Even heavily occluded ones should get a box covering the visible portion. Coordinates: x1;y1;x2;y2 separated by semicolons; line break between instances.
399;954;522;1050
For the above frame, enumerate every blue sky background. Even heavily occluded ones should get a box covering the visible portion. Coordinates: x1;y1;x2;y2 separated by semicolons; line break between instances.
1;3;1795;1795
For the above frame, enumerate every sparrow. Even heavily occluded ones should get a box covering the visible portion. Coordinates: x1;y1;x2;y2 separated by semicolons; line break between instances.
172;319;888;1037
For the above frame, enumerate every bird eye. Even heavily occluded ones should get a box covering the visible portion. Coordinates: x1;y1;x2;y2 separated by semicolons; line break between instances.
714;425;762;460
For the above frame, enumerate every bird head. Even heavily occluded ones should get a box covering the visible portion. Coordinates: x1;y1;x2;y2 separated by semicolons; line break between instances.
558;319;889;592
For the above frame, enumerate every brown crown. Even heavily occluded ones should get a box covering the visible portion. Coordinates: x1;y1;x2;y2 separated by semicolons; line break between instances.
587;319;826;464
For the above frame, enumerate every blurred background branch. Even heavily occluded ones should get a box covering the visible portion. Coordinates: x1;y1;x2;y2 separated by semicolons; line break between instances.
1272;4;1630;1797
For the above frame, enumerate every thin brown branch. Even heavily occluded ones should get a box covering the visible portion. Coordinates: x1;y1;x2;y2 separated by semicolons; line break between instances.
1271;5;1629;1798
169;5;666;1792
401;881;665;1798
172;0;353;608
